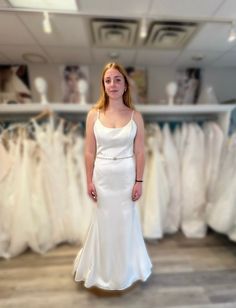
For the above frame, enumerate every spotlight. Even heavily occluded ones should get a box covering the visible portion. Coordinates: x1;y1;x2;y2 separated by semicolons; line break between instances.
43;11;52;34
228;21;236;42
140;18;148;39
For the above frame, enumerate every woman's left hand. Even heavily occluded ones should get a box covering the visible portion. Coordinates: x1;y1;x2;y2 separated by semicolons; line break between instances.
132;182;142;202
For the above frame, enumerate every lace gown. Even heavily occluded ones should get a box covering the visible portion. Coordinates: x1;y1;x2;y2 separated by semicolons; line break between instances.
73;110;152;290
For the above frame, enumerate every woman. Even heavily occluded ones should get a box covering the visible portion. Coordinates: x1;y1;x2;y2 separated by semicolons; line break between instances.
73;62;152;290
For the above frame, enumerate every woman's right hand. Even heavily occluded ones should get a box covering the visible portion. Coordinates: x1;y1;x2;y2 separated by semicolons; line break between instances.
87;182;97;202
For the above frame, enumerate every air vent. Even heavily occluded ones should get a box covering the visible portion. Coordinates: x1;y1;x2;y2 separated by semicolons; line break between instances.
91;18;138;48
145;21;198;49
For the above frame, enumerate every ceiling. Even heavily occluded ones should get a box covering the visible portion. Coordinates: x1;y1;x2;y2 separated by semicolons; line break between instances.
0;0;236;68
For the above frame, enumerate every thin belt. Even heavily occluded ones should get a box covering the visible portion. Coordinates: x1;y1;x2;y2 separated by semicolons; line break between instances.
96;154;133;160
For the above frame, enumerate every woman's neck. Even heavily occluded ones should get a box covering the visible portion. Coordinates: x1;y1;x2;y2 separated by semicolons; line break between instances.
107;99;127;112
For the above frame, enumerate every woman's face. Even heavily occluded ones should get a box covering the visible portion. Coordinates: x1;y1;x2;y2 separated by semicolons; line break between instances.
67;72;79;91
103;68;126;100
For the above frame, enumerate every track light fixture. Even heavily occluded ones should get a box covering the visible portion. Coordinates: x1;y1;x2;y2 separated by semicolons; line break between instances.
43;11;52;34
140;18;148;39
228;21;236;42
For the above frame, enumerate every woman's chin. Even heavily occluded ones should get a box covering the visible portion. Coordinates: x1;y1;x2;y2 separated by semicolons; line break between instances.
108;94;122;100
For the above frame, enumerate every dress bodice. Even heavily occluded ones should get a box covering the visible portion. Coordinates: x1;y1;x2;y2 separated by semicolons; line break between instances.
93;112;137;159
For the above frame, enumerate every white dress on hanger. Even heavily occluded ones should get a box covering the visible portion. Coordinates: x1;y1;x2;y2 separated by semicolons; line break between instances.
73;110;152;290
32;144;54;253
173;125;181;155
203;122;224;205
73;135;94;243
162;123;181;234
33;120;66;245
65;135;83;243
0;140;12;181
207;132;236;237
139;123;169;239
1;138;22;258
0;139;14;257
8;138;41;257
181;123;206;238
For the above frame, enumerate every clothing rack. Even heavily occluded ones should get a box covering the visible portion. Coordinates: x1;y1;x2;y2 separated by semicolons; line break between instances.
0;103;235;135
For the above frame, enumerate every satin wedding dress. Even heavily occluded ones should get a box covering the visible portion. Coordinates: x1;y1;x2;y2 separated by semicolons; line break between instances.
73;110;152;290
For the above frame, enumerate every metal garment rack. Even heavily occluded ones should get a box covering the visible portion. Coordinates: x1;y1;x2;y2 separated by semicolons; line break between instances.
0;103;235;135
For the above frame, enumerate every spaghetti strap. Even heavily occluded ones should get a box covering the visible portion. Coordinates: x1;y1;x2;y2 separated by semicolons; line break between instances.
131;110;134;120
97;110;100;119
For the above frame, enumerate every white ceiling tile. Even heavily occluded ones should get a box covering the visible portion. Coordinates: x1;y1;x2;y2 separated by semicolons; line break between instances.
214;0;236;19
0;45;50;63
19;14;91;47
227;41;236;50
44;47;92;64
0;0;11;7
0;52;11;63
211;50;236;67
79;0;151;16
186;22;232;51
175;50;223;68
135;50;180;66
149;0;224;18
0;12;37;45
91;48;137;66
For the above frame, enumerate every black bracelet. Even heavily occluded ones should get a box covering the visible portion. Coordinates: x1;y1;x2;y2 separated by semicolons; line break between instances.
135;179;143;182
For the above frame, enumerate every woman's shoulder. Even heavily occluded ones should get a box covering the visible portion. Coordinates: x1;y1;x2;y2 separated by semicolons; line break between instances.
132;109;143;120
86;107;99;123
132;109;144;128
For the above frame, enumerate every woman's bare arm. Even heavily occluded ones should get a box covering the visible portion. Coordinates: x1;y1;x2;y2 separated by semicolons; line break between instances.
85;108;97;201
134;111;145;180
132;111;145;201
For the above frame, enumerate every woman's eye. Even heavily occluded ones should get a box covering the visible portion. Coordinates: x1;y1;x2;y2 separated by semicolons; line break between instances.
105;79;110;84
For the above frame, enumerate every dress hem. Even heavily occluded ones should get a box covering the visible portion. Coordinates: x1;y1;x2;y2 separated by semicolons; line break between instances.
74;268;152;291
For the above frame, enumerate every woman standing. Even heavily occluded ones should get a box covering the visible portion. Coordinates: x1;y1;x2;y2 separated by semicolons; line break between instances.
73;62;152;290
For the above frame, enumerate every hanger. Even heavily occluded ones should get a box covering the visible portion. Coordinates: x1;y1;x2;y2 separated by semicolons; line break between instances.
30;108;58;136
30;108;54;122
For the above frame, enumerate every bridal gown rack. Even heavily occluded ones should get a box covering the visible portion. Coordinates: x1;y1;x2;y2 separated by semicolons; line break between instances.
0;103;235;258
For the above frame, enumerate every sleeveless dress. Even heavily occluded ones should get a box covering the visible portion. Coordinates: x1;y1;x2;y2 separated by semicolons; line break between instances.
73;110;152;290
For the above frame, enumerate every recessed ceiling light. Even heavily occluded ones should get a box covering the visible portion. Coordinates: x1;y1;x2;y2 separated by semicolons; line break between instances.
22;53;47;63
8;0;78;11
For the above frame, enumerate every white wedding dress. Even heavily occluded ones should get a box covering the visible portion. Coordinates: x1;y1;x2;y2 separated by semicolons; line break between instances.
162;123;181;234
181;124;206;238
73;110;152;290
139;124;169;239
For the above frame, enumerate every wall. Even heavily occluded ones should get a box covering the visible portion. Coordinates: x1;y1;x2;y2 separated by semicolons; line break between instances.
28;63;236;104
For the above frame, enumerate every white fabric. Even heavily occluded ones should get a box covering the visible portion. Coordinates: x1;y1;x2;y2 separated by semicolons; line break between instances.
162;123;181;234
207;132;236;236
181;124;207;238
138;124;169;239
73;136;94;243
73;112;152;290
203;122;224;203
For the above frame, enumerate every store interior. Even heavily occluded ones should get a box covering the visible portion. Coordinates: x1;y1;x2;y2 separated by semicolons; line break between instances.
0;1;236;308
